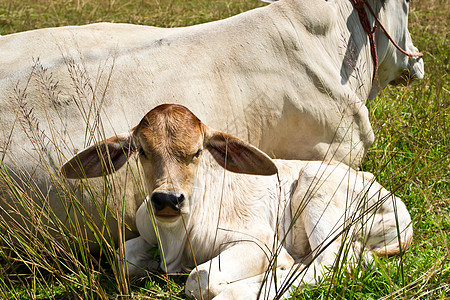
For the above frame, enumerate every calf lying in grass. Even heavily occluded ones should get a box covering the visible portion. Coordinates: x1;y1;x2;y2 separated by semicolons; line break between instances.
62;104;413;299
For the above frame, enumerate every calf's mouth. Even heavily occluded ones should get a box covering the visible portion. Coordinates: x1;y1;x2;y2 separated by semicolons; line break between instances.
155;206;181;221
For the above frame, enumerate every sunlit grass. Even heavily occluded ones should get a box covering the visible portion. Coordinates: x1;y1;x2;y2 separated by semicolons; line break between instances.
0;0;266;35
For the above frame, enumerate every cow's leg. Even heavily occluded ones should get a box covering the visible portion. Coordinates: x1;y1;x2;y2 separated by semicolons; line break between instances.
185;241;294;300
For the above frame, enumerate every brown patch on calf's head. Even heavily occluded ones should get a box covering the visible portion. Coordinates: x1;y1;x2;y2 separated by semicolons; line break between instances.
132;104;207;212
134;104;205;162
134;103;277;177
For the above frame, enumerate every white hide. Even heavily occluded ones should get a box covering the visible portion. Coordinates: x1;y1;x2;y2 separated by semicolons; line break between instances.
125;154;413;299
0;0;422;247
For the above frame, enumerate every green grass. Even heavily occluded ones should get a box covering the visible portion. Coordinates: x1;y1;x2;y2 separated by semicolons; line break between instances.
0;0;448;299
0;0;266;35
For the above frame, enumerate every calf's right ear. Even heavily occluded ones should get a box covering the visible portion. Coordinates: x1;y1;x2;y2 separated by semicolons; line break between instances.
61;132;136;179
205;129;278;176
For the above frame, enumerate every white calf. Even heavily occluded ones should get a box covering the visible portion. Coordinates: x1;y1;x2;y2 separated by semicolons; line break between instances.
62;104;413;299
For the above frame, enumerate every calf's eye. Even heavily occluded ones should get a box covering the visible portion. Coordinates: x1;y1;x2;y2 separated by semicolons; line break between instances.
193;149;202;158
139;148;147;158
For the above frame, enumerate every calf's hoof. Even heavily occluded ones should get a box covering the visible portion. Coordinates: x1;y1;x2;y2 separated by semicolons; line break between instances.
185;268;223;300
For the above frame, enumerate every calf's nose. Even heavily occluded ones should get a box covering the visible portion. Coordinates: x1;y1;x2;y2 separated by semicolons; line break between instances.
151;192;185;211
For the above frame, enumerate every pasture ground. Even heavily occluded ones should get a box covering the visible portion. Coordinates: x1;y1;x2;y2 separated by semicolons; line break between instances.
0;0;448;299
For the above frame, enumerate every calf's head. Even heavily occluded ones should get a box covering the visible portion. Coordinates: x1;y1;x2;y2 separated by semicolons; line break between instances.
61;104;277;222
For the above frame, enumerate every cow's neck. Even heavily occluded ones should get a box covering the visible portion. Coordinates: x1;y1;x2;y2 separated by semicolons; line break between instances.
337;0;391;99
270;0;376;101
336;0;381;100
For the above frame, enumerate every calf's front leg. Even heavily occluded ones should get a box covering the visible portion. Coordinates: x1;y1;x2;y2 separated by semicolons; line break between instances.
120;198;159;276
121;235;159;276
185;241;294;300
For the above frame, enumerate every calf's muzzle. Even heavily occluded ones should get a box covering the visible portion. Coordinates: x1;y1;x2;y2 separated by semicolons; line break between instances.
151;192;185;212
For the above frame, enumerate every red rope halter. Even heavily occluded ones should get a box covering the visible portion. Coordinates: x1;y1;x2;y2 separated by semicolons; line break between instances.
350;0;424;80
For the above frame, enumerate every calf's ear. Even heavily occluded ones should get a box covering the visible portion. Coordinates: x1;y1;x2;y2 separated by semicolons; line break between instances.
205;129;278;176
61;132;136;179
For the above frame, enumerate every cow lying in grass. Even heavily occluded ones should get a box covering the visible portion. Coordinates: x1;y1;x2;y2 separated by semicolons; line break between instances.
62;104;413;299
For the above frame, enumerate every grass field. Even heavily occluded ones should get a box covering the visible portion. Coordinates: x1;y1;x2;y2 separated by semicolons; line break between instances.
0;0;448;299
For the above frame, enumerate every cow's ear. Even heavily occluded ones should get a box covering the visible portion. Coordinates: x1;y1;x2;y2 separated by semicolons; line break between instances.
61;132;137;179
205;129;278;176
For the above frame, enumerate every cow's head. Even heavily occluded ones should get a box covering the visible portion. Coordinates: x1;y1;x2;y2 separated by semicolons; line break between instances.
61;104;277;222
369;0;424;98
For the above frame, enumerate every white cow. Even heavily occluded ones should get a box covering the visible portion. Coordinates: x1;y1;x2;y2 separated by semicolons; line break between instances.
62;104;413;299
0;0;422;246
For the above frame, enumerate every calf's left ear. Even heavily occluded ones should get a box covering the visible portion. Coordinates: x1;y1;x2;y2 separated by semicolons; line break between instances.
205;129;278;176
